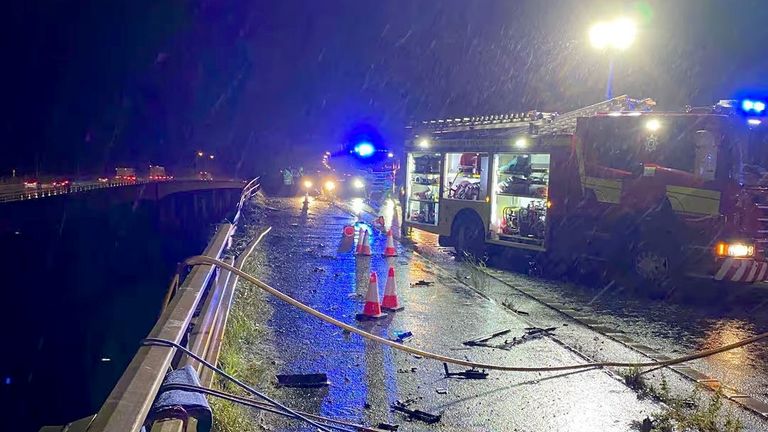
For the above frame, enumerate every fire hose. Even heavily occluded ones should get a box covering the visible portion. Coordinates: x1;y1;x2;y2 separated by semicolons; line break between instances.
183;255;768;373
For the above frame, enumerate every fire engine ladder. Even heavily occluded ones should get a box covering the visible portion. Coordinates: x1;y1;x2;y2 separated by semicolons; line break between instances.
533;95;654;135
753;197;768;254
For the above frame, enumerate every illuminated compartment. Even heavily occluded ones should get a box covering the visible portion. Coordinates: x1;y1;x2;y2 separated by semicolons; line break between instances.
490;153;550;245
443;152;489;200
406;152;442;225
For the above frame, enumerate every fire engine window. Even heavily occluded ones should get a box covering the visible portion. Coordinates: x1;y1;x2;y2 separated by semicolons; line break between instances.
693;130;717;180
443;153;488;200
405;152;441;225
490;153;550;245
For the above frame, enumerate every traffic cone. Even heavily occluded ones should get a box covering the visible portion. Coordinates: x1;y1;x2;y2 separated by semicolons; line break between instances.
381;266;404;311
383;229;397;257
391;206;401;240
355;228;366;254
356;229;371;256
356;272;387;320
337;225;355;253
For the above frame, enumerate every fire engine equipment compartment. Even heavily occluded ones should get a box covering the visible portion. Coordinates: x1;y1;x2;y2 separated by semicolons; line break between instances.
406;152;442;225
491;153;550;246
443;153;489;201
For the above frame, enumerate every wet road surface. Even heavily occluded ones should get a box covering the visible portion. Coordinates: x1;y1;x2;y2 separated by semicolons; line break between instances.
239;197;666;431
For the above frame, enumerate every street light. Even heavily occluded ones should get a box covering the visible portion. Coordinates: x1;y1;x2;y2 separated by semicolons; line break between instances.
209;154;215;160
197;151;204;157
589;17;637;99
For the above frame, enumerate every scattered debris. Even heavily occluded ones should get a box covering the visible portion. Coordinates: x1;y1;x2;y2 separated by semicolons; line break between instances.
443;363;488;380
275;373;329;388
411;280;433;287
312;267;325;272
397;367;417;374
376;422;399;431
462;329;511;346
435;388;447;395
290;223;299;227
502;301;529;315
391;402;442;424
391;331;413;343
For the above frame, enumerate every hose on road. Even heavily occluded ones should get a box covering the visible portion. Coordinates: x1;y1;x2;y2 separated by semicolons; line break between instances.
184;255;768;373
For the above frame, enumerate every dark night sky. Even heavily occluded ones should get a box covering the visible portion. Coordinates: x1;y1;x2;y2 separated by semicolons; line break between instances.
3;0;768;177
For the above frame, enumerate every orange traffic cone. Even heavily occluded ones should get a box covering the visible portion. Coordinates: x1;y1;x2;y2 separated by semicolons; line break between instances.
355;228;366;254
357;229;371;256
381;266;403;311
356;272;387;320
337;225;355;253
383;229;397;257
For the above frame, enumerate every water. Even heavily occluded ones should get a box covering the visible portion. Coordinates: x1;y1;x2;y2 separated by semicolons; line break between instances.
0;197;211;431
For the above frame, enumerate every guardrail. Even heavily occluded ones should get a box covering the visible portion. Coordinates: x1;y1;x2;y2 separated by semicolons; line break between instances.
41;177;263;432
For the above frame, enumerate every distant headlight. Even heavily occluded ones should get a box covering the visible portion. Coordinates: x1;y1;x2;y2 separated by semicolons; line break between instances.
352;178;365;189
715;242;755;258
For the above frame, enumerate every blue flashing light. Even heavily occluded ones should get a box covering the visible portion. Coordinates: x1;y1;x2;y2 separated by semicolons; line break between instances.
353;142;375;158
743;99;754;111
755;101;766;113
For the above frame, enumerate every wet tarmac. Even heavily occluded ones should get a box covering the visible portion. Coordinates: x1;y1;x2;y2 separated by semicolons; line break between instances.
238;197;664;431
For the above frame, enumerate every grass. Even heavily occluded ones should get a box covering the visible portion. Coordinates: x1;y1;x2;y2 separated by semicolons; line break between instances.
619;368;743;432
210;256;276;432
459;252;491;293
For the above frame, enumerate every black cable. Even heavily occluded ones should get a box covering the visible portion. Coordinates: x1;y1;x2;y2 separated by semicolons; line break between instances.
141;337;333;432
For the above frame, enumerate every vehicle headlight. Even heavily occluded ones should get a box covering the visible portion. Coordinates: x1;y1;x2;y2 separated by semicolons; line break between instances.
352;178;365;189
324;180;336;191
303;179;313;189
715;242;755;258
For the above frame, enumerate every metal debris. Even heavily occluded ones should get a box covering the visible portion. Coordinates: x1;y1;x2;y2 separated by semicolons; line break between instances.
376;422;400;431
411;280;433;287
391;331;413;343
391;402;442;424
435;388;447;395
463;329;511;346
275;373;329;388
443;363;488;380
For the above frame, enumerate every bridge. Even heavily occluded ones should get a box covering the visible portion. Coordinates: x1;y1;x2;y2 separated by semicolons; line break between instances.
0;178;247;203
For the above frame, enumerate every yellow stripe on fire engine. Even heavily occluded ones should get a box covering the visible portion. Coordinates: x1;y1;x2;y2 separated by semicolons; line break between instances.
583;176;622;204
665;185;720;215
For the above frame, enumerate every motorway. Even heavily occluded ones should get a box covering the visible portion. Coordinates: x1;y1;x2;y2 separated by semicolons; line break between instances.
228;196;768;431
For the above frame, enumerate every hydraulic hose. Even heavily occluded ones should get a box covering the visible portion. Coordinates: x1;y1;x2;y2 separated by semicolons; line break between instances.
183;255;768;373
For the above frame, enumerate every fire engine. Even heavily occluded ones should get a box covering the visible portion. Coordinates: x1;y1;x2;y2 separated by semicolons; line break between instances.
403;95;768;291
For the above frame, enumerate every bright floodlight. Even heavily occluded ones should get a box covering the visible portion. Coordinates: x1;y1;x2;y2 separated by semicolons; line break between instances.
324;180;336;191
589;17;637;51
303;180;313;189
417;138;430;148
514;138;527;148
645;118;661;132
352;178;365;189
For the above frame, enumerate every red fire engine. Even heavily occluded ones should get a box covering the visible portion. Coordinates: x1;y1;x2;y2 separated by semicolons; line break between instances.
403;96;768;291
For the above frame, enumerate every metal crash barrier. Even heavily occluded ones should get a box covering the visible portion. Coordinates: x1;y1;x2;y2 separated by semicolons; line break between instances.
40;177;263;432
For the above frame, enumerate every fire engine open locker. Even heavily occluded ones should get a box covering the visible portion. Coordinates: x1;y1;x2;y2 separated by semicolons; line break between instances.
403;96;768;290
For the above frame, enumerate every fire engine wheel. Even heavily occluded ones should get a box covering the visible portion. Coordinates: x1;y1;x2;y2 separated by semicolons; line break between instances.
627;241;680;299
634;250;670;282
453;213;486;260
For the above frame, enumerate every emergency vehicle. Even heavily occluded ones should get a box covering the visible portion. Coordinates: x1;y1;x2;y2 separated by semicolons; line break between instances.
403;96;768;289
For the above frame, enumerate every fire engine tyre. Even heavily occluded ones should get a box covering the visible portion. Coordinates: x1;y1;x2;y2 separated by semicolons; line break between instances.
625;240;681;299
453;212;486;260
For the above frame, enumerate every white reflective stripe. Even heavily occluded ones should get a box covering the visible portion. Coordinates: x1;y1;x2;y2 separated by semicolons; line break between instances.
746;262;759;282
732;260;750;281
758;263;768;282
714;258;733;280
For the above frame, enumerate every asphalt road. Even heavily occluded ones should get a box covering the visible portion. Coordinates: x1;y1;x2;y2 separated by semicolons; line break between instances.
238;197;674;431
